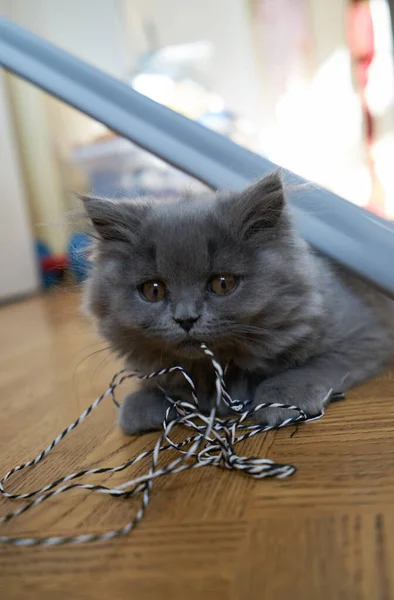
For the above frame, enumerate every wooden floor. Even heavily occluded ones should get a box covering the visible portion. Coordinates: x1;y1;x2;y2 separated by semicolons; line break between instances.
0;291;393;600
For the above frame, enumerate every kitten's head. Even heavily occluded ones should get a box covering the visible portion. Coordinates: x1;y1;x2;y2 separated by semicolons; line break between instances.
83;171;322;369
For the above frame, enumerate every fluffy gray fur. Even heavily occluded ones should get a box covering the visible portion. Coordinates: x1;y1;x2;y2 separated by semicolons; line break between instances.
82;172;394;434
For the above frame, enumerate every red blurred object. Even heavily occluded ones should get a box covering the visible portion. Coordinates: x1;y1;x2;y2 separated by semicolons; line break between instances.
40;255;68;272
346;0;375;69
346;1;386;216
346;0;375;141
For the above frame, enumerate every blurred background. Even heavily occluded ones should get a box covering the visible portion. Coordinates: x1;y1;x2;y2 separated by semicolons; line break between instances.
1;0;393;301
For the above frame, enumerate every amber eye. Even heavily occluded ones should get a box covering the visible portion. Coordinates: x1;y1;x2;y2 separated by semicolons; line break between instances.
209;274;238;296
140;281;166;302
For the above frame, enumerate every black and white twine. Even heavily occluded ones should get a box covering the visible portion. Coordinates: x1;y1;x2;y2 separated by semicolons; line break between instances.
0;344;338;547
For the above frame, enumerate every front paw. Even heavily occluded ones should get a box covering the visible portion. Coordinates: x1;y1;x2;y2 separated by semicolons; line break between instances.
119;389;175;435
252;375;331;428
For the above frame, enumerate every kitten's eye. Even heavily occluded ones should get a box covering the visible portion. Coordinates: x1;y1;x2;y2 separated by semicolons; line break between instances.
140;281;166;302
209;274;238;296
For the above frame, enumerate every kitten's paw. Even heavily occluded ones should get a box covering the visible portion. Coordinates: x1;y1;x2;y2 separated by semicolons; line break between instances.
119;389;175;435
252;376;331;428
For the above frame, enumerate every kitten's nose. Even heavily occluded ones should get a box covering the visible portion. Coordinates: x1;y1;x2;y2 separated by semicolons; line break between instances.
174;316;200;332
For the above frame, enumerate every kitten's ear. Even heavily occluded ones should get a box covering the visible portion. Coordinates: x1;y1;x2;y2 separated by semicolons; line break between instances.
79;195;148;242
224;170;286;240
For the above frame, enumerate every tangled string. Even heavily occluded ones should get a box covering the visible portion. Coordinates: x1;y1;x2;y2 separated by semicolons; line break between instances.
0;344;331;547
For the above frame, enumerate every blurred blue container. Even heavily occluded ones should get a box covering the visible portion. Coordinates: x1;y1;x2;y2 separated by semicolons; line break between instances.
67;232;91;282
71;137;205;199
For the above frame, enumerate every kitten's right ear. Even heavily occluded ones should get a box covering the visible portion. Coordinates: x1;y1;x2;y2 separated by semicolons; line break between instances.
79;195;148;242
219;170;287;242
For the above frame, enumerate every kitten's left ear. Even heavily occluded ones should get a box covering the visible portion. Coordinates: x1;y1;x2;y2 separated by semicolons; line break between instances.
222;170;286;240
79;195;149;243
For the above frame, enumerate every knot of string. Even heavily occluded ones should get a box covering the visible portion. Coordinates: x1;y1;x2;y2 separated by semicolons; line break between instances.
0;344;328;547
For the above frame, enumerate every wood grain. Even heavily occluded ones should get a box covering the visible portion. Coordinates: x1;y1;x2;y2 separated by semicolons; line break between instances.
0;291;393;600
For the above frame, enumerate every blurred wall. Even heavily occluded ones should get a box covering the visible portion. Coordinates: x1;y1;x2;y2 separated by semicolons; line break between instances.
0;69;39;300
2;0;131;253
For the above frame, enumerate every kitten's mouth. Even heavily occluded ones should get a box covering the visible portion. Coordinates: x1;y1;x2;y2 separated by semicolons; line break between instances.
179;338;203;348
176;338;204;355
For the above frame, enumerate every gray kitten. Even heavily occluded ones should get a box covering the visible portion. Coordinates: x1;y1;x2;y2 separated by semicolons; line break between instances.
82;172;394;434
